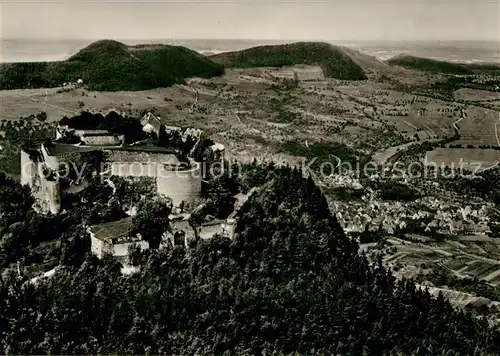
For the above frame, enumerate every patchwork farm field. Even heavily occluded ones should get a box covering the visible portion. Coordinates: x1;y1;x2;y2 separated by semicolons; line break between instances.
456;106;500;146
384;114;456;140
425;148;500;170
454;88;500;102
381;236;500;286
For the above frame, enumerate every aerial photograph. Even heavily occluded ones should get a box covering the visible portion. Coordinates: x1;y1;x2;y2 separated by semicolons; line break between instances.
0;0;499;354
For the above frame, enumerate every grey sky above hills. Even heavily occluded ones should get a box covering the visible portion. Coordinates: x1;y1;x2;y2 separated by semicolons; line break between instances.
1;0;498;41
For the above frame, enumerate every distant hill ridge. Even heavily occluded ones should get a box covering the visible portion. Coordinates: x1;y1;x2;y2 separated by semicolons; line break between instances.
0;39;224;91
209;42;368;80
5;40;499;92
387;55;500;75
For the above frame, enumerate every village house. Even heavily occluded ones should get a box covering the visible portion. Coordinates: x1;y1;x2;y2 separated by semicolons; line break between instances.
332;178;493;238
89;214;237;260
88;217;149;260
87;187;257;261
140;112;163;136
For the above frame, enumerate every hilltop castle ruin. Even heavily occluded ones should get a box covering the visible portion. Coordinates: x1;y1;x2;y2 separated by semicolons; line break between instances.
18;111;260;264
20;112;225;215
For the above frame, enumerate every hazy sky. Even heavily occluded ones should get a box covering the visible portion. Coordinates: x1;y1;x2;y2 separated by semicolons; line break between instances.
1;0;499;41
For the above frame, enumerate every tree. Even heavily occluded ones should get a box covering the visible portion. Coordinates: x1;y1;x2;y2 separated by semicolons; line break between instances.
60;227;91;267
36;111;47;122
132;198;172;249
157;124;168;147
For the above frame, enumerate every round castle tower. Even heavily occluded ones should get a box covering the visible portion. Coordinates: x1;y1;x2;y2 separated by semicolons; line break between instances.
156;159;202;208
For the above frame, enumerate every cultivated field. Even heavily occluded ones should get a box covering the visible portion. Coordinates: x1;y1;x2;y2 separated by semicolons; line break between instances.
425;148;500;170
453;106;500;146
454;88;500;102
383;235;500;286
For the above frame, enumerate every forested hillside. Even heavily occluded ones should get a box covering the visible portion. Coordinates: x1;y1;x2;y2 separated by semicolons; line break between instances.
387;55;500;75
0;40;224;91
0;165;499;354
209;42;367;80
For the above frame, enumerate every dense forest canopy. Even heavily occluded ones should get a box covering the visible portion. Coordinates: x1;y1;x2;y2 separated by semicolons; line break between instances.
0;165;499;354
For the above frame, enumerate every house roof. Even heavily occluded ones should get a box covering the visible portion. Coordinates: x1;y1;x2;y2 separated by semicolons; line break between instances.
89;217;139;243
210;143;225;152
201;219;226;227
75;129;112;136
171;220;191;231
141;112;163;132
81;135;122;145
164;125;182;133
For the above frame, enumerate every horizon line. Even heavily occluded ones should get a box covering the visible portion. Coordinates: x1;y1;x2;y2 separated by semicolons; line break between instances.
1;37;499;43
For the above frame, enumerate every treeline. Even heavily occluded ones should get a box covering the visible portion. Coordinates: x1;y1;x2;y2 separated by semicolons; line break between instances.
377;181;421;202
0;166;500;354
431;76;500;94
387;137;458;166
448;144;500;150
440;167;500;206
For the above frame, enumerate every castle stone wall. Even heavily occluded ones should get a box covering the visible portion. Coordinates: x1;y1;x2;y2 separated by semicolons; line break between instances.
33;162;61;215
90;234;106;258
105;150;179;164
45;179;61;215
109;162;157;178
221;219;236;239
157;161;202;208
199;223;224;240
113;241;149;257
198;219;236;240
90;233;149;259
20;150;36;188
40;144;59;171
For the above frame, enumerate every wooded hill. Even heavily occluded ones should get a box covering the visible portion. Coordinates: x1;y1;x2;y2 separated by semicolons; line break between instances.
0;40;224;91
387;55;500;75
209;42;368;80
